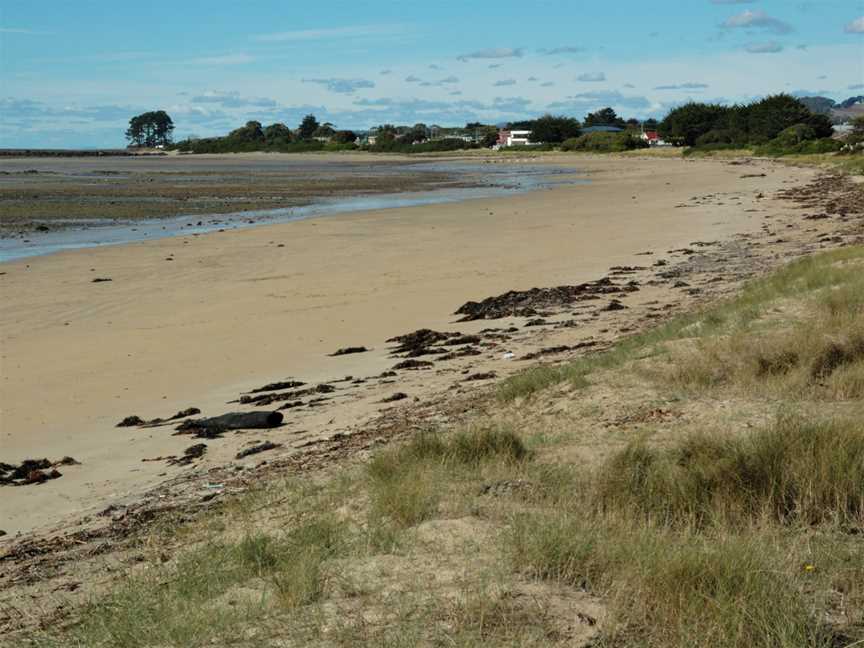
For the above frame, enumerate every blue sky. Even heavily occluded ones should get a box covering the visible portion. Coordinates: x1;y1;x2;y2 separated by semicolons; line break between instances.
1;0;863;147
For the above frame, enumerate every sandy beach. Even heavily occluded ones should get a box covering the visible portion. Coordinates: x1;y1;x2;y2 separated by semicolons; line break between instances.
0;154;826;536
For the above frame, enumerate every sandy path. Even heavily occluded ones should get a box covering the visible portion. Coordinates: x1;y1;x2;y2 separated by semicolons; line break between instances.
0;155;813;535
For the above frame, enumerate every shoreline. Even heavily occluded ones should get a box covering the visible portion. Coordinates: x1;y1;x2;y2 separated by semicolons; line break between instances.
0;154;845;539
0;158;583;263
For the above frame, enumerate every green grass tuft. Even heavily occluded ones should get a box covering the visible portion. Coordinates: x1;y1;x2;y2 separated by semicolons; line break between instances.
509;516;838;647
367;426;528;527
591;415;864;528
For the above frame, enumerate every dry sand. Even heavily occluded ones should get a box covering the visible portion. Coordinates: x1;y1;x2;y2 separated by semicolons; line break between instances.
0;154;816;537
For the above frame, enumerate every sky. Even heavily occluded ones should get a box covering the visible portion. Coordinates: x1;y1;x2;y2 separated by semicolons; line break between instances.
1;0;863;148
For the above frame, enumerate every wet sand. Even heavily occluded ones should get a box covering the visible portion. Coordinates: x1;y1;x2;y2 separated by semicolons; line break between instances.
0;152;465;235
0;154;819;536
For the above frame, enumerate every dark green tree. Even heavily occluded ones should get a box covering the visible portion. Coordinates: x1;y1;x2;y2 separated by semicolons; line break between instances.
313;122;336;139
746;94;812;143
658;102;731;146
298;114;321;140
125;110;174;148
333;130;357;144
643;118;659;130
804;113;834;139
529;114;582;143
798;96;836;115
228;121;265;143
584;107;626;128
263;123;293;145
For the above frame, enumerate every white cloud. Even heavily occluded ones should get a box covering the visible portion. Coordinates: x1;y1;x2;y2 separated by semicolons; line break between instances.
542;46;585;55
577;72;606;82
745;41;784;53
255;25;403;42
189;53;254;65
654;82;709;90
722;10;793;34
457;48;524;62
0;27;50;35
844;17;864;34
301;78;375;94
191;91;277;108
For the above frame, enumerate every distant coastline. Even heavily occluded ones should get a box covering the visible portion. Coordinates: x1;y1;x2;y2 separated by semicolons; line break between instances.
0;148;165;158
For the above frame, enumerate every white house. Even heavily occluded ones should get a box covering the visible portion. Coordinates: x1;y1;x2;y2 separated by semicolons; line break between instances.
497;129;534;147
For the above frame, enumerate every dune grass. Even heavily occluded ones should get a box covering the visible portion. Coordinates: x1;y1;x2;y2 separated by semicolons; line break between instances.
49;516;348;648
499;247;864;402
366;425;528;528
505;413;864;647
663;258;864;399
591;415;864;528
509;517;838;648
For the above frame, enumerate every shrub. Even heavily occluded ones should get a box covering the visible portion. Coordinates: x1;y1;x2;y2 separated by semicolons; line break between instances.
774;123;817;147
754;137;842;157
560;131;647;152
695;129;747;147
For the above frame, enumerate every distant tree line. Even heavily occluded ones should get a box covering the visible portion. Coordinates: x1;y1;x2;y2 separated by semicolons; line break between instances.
173;114;360;154
129;93;853;157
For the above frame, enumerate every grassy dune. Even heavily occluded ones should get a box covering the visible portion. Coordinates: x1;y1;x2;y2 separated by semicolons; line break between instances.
34;246;864;647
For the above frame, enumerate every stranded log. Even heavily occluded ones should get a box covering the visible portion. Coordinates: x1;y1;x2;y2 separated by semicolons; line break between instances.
175;411;284;434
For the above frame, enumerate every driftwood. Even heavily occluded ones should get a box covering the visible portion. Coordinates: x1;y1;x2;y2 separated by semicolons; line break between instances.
175;411;284;436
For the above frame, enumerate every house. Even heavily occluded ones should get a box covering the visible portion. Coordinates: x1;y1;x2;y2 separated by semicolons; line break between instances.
497;129;534;147
641;130;660;144
640;130;670;147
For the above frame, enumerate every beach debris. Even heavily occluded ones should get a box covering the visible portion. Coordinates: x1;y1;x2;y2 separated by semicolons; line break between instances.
247;380;306;394
381;392;408;403
392;359;434;370
502;352;515;360
329;346;369;356
386;329;460;356
168;444;207;466
455;278;637;321
278;400;305;411
24;469;62;484
463;371;497;381
175;411;284;436
442;334;481;346
116;415;145;427
439;346;483;361
91;277;112;283
116;408;201;428
520;341;598;361
239;383;334;406
235;441;282;460
602;300;627;311
0;457;76;486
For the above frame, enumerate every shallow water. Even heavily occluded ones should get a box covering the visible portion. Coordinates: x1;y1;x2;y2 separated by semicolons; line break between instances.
0;161;585;262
